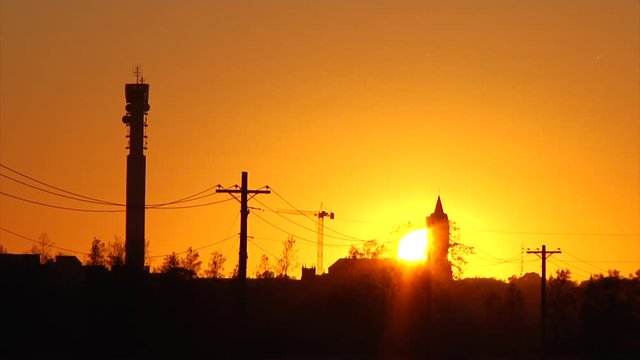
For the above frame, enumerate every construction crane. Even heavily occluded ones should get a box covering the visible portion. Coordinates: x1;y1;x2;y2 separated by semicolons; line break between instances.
277;205;334;275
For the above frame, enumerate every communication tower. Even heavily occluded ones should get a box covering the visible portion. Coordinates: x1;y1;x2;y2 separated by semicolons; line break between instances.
121;67;150;272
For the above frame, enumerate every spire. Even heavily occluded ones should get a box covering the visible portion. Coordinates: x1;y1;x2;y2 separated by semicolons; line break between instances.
434;195;444;214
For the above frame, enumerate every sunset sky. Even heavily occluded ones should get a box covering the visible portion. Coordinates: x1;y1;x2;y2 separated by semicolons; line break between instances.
1;0;638;280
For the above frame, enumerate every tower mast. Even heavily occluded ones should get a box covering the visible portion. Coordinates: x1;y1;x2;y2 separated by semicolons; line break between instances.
122;67;150;272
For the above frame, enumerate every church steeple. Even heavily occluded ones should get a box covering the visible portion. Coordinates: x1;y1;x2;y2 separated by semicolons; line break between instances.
434;195;444;215
427;195;452;280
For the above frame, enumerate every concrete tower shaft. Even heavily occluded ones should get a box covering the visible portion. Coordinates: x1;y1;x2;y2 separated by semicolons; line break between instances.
122;82;149;272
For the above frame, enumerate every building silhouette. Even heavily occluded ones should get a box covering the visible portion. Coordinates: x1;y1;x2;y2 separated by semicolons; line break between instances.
328;258;396;280
427;196;453;280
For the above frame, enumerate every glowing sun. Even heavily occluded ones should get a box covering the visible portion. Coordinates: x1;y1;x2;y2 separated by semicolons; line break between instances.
397;228;428;261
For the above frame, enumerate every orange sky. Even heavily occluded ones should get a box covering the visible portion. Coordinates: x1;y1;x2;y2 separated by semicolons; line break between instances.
1;0;639;280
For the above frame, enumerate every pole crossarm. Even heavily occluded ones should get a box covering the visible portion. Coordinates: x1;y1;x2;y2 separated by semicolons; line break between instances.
216;189;271;195
527;249;561;258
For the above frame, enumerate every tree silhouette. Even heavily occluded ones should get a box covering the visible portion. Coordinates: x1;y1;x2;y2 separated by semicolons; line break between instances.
29;232;54;264
181;246;202;277
448;222;475;279
144;239;152;268
0;244;6;254
547;269;578;349
205;250;226;278
255;254;275;279
106;236;125;269
230;261;239;279
348;239;387;259
276;235;298;279
86;237;107;266
160;252;181;273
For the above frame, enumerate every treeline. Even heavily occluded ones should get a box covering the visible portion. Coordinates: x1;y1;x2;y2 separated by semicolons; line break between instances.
83;235;300;279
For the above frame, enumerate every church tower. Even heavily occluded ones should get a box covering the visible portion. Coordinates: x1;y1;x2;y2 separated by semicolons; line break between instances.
427;196;453;280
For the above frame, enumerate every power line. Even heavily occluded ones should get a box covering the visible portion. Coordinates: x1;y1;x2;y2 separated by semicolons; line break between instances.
145;185;220;208
470;229;640;237
251;235;352;249
558;259;639;264
0;226;89;256
248;238;279;259
473;260;536;267
252;211;323;245
0;191;126;213
473;246;521;263
1;190;232;212
0;163;123;206
333;218;376;224
147;197;234;209
472;256;532;265
223;238;239;265
547;258;593;278
0;173;125;206
1;163;226;208
146;233;238;259
254;197;363;243
252;211;354;247
269;187;368;242
550;257;600;276
561;250;613;273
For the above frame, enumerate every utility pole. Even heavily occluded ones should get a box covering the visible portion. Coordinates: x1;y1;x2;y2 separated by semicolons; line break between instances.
520;239;524;277
277;205;334;275
216;171;270;282
526;244;561;357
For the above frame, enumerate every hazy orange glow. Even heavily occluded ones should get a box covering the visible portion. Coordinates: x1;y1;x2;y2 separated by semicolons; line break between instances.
0;1;638;280
397;229;428;262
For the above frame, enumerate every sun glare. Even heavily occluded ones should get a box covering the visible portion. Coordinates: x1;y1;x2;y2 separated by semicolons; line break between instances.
397;228;428;262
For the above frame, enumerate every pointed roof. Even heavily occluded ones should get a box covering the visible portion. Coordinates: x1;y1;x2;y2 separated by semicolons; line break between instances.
434;195;444;214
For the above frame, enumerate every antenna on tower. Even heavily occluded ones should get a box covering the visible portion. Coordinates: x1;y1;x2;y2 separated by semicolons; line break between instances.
133;65;143;84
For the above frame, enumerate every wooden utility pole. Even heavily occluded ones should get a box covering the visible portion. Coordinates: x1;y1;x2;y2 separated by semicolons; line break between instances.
216;172;270;282
526;244;561;357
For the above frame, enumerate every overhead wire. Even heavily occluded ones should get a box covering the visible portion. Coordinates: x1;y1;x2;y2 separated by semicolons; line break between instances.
146;233;238;259
147;197;234;209
219;212;240;260
252;211;354;247
560;250;611;274
0;226;89;256
146;186;219;207
0;173;124;206
248;238;279;259
474;246;521;263
251;211;324;245
223;239;239;265
470;228;640;237
1;163;123;206
253;197;366;243
0;191;126;213
268;187;369;242
547;258;593;279
1;190;233;212
1;163;228;210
